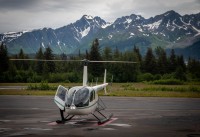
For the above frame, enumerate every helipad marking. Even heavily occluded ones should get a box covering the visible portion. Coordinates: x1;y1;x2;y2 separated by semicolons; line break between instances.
100;128;116;131
109;123;131;127
24;128;52;131
0;120;11;122
97;118;118;126
47;121;58;126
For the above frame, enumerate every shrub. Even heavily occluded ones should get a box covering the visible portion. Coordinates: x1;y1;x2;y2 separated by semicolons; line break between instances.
138;73;154;82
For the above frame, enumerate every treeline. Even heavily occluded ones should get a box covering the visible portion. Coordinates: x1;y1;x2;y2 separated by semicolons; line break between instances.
0;38;200;83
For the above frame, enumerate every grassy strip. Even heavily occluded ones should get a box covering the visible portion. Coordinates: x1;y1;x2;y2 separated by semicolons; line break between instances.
1;82;200;98
1;89;200;98
0;89;55;96
99;90;200;98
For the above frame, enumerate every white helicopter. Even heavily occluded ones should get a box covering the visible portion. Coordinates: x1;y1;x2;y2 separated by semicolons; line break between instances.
10;58;136;124
54;59;136;124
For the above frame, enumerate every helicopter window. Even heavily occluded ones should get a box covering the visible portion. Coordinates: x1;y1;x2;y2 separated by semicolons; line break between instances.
56;86;67;101
90;91;93;102
66;87;89;107
90;90;95;102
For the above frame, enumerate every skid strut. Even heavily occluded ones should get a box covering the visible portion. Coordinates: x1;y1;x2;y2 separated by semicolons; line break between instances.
56;109;75;124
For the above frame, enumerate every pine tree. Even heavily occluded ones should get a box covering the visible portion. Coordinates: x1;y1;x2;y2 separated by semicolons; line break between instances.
187;58;200;79
133;45;142;62
35;47;44;74
103;46;112;60
169;49;177;73
85;50;89;59
43;46;55;73
143;48;157;74
17;48;29;70
113;46;120;60
177;55;186;72
174;66;187;81
155;47;168;74
0;43;9;73
89;38;103;77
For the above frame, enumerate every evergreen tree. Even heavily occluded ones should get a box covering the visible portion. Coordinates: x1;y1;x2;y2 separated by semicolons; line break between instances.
35;47;44;74
43;46;55;73
17;48;29;70
155;47;168;74
113;46;120;60
133;46;142;71
121;51;139;82
187;58;200;79
19;48;25;59
169;49;177;73
133;45;142;62
85;50;89;59
143;48;157;74
174;66;187;81
89;38;103;77
103;46;112;60
0;43;9;73
177;55;186;72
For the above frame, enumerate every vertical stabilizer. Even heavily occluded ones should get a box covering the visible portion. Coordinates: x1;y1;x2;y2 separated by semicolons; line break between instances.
83;65;88;86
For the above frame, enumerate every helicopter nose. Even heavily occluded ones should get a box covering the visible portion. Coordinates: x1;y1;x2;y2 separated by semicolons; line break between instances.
70;104;76;110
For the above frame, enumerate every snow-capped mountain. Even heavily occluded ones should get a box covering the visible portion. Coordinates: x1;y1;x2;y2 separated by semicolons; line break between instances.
0;10;200;58
0;31;29;43
0;15;110;54
84;10;200;56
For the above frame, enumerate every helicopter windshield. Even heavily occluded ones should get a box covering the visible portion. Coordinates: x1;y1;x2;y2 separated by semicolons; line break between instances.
66;87;89;107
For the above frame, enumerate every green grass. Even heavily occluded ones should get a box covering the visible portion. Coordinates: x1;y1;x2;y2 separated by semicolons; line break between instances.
1;82;200;98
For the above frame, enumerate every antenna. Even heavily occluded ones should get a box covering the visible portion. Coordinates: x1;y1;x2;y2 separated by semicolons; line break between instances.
104;69;107;95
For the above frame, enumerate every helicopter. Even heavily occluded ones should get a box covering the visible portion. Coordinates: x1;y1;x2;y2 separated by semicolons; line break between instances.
10;58;136;124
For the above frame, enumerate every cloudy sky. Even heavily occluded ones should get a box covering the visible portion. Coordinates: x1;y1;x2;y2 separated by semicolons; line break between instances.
0;0;199;33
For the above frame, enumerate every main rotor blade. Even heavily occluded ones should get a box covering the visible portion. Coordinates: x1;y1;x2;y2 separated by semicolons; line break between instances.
9;59;82;62
9;59;137;63
89;60;137;64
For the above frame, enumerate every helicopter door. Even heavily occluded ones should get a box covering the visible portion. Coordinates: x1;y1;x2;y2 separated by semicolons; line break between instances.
54;85;68;110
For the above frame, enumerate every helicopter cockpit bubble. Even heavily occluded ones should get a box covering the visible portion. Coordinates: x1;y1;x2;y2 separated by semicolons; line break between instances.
66;87;90;108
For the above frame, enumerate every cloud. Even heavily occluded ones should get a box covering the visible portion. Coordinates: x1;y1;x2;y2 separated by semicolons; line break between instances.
0;0;40;11
0;0;199;33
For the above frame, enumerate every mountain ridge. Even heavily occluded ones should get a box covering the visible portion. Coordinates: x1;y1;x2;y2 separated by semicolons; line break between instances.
0;10;200;59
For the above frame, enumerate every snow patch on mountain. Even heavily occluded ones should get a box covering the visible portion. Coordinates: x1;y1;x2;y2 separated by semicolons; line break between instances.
1;31;28;42
126;18;132;24
146;19;162;30
102;22;112;28
108;34;112;39
137;26;143;32
80;27;90;38
83;15;93;20
41;42;45;49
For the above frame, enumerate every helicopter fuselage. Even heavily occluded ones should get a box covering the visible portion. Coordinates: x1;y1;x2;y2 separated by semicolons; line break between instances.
54;83;108;116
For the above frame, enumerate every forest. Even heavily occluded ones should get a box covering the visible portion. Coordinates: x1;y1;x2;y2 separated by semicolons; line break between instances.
0;38;200;83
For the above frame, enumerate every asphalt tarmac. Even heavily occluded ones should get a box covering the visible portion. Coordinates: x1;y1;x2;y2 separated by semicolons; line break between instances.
0;95;200;137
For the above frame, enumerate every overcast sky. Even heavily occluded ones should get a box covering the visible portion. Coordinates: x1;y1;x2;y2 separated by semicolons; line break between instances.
0;0;199;33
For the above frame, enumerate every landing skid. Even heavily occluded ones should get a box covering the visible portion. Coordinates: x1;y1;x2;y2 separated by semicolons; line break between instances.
56;109;74;124
92;111;113;125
